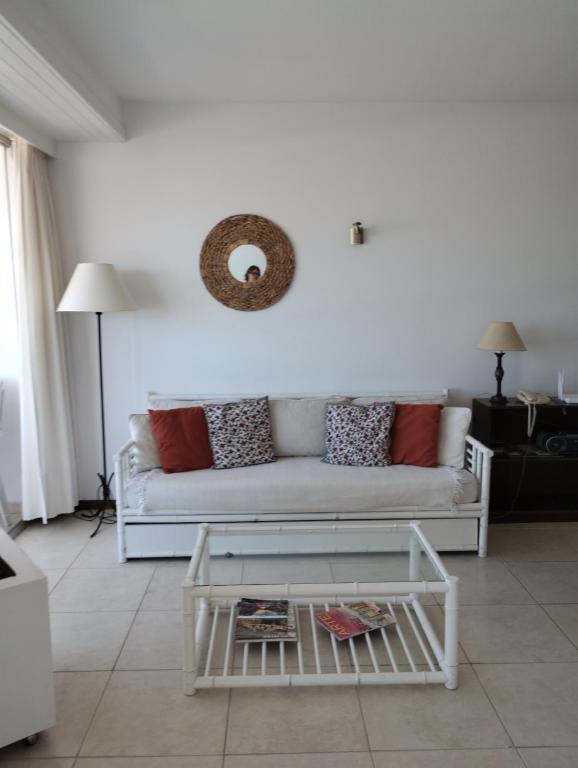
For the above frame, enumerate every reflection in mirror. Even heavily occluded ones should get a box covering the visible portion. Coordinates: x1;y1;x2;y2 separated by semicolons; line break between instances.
228;244;267;283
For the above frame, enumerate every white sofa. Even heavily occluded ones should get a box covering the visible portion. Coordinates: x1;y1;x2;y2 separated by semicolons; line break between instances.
115;390;493;562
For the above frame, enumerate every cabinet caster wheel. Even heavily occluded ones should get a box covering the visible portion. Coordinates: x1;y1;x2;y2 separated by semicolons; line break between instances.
23;733;39;746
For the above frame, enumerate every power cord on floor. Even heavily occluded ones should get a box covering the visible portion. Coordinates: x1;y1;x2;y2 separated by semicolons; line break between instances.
508;441;532;515
73;479;116;525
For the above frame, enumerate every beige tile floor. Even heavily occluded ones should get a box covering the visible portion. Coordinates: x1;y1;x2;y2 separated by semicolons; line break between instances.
2;517;578;767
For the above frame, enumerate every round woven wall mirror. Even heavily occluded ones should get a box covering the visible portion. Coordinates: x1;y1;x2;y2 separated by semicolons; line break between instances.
200;214;295;311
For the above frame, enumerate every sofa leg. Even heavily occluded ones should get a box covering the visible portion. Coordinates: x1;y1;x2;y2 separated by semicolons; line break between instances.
117;518;127;564
478;513;488;557
183;674;197;696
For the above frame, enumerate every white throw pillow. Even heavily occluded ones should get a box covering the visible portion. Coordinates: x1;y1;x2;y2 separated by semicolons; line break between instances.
128;414;160;475
269;396;350;456
437;407;471;469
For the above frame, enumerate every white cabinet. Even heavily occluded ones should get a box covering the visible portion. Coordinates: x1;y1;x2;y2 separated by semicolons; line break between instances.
0;528;55;748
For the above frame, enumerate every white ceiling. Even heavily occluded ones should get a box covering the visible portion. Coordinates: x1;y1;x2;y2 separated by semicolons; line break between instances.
42;0;578;103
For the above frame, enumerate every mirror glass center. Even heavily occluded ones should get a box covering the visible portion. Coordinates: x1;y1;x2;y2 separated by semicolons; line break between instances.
228;244;267;283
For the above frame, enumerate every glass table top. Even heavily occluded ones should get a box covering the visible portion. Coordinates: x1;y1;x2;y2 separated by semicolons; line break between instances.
193;526;448;586
202;552;444;586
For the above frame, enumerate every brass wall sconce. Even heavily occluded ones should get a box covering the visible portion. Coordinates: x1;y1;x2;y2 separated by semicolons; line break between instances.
350;222;364;245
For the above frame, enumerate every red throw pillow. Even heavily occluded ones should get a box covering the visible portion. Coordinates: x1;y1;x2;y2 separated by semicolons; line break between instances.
390;404;443;467
148;407;213;473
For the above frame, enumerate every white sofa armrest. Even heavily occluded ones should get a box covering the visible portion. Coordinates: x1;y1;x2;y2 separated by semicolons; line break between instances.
464;435;494;556
115;440;135;564
114;439;134;462
465;435;494;500
465;434;494;456
114;440;134;513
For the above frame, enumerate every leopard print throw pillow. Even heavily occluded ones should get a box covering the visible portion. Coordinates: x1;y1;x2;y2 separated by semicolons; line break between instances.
204;397;276;470
323;402;395;467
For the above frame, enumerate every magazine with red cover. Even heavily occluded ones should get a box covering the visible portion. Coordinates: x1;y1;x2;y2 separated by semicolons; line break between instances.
315;602;396;641
315;609;372;641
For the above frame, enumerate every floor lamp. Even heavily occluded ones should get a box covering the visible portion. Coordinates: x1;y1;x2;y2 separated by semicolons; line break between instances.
58;263;135;536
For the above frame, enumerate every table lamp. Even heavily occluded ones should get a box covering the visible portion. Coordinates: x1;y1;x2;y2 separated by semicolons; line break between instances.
477;321;526;405
58;263;135;535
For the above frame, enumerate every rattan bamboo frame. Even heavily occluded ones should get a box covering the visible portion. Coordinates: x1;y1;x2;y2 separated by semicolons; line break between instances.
200;214;295;311
181;522;460;694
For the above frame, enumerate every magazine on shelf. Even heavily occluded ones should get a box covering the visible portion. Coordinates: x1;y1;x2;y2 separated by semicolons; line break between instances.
348;600;397;629
315;600;396;641
234;598;298;643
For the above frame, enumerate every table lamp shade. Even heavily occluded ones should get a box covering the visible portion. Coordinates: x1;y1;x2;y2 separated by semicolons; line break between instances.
477;321;526;352
57;263;135;313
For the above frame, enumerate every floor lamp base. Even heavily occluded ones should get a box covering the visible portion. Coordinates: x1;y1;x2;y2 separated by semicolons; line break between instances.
74;472;115;537
91;472;116;537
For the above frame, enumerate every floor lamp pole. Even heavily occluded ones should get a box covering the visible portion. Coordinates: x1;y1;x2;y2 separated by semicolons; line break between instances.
97;311;107;486
91;311;114;537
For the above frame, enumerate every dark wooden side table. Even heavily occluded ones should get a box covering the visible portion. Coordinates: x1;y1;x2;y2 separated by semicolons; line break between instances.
472;397;578;522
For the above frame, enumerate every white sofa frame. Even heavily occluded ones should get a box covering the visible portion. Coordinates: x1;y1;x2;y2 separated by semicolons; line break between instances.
114;435;493;562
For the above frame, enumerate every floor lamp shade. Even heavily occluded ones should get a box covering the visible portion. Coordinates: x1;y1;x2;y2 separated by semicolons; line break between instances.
57;263;135;313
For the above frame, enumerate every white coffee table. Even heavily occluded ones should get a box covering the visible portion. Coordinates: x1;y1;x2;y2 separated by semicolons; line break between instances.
182;521;459;694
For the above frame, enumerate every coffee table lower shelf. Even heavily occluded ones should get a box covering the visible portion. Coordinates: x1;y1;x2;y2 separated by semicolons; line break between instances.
187;596;453;691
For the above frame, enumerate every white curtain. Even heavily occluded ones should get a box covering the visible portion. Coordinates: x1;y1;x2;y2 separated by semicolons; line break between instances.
9;138;78;522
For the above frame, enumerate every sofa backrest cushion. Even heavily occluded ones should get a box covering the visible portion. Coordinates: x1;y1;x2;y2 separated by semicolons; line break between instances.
139;392;469;467
129;414;160;475
438;407;471;469
269;396;350;456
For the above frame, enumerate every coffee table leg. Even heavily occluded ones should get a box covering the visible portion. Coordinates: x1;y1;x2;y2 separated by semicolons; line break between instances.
183;589;198;695
409;528;421;597
444;575;459;690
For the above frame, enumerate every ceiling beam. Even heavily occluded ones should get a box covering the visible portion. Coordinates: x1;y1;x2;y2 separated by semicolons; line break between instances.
0;0;125;143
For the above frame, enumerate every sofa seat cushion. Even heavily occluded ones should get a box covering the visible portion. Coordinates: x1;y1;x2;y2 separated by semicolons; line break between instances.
127;457;477;514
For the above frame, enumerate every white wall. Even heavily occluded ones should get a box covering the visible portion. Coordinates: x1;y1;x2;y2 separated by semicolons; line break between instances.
50;102;578;498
